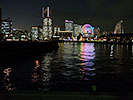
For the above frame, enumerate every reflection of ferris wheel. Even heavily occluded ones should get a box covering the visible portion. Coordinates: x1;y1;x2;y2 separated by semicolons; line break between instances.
82;24;94;34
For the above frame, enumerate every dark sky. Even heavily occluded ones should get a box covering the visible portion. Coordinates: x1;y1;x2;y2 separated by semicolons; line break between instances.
1;0;133;32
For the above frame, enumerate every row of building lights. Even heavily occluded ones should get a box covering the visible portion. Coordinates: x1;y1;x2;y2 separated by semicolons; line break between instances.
0;7;101;41
0;7;127;42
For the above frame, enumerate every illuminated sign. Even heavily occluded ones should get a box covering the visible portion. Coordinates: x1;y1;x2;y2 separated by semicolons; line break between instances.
65;20;73;23
32;27;38;30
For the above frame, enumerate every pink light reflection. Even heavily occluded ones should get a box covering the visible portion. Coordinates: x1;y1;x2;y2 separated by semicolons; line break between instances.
80;43;95;62
80;43;96;79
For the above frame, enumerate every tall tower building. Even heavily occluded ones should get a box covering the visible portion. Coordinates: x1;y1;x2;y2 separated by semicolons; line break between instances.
42;7;52;40
1;17;12;35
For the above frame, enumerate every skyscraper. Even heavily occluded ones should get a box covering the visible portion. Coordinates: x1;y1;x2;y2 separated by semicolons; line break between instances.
42;7;52;40
1;18;12;35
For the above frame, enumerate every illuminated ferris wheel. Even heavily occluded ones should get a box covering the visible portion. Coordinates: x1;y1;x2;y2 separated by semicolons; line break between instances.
82;24;94;37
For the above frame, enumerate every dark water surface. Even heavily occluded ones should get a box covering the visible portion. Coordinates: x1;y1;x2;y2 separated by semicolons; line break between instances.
0;42;133;92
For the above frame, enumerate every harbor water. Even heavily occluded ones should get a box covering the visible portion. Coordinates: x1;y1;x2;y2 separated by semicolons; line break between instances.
0;42;133;92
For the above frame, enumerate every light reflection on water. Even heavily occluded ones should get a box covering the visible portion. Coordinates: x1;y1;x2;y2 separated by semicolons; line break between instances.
0;43;133;92
80;43;96;81
2;68;16;91
80;43;95;66
39;53;52;91
31;60;40;83
31;43;96;91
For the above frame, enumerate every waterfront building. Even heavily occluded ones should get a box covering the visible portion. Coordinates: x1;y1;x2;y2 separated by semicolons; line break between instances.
106;33;133;43
54;26;60;36
31;26;43;40
94;27;101;36
31;26;39;40
42;7;52;40
37;26;43;40
11;29;25;40
1;18;12;35
114;20;124;34
59;31;73;41
65;20;74;32
74;24;82;38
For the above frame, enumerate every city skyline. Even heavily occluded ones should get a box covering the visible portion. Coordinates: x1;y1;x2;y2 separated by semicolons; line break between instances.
1;0;133;33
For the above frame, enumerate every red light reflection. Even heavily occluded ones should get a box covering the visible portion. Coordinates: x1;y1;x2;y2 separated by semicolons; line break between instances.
32;60;40;83
3;68;16;91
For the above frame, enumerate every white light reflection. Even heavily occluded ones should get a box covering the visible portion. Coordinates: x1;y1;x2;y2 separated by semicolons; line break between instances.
39;53;52;91
132;45;133;53
110;45;114;57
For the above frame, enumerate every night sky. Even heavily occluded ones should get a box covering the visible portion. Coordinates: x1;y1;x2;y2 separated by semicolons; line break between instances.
1;0;133;33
